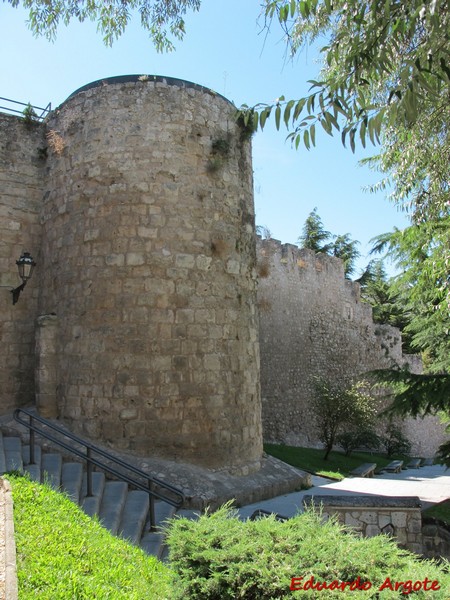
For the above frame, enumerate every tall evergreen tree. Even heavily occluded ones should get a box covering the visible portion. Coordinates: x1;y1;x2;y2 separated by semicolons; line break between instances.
357;259;413;352
297;208;333;253
331;233;360;279
298;209;360;279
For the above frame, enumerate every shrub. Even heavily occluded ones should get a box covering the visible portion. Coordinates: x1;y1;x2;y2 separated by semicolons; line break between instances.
336;429;381;457
380;425;412;457
166;502;450;599
312;378;377;460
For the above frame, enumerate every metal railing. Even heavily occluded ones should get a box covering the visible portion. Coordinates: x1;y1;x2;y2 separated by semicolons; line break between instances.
0;97;51;121
14;407;185;530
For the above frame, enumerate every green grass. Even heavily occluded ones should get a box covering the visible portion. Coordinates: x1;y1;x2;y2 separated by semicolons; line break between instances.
423;499;450;526
7;474;174;600
264;443;411;480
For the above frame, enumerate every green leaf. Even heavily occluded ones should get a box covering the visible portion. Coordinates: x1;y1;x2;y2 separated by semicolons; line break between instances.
359;119;366;148
284;100;295;127
275;105;281;130
349;128;356;153
299;1;309;18
304;129;310;150
279;4;289;23
290;0;297;18
320;115;332;135
310;124;316;146
307;94;315;114
260;108;271;130
293;98;306;121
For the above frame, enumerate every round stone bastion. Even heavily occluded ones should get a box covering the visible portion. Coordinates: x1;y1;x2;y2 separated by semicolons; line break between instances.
38;75;262;473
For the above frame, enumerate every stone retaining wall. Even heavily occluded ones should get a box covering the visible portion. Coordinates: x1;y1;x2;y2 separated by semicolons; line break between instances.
422;521;450;560
303;495;423;555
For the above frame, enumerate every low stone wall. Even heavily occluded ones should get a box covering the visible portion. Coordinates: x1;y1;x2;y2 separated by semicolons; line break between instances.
303;495;423;555
422;521;450;560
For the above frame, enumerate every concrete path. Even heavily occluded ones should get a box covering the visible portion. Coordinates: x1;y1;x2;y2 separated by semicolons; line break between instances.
238;465;450;520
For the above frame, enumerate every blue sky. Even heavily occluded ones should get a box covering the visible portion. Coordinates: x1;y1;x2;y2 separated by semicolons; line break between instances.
1;0;409;276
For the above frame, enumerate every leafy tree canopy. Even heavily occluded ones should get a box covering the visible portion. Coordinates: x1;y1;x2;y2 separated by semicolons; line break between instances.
6;0;201;51
356;258;413;350
371;219;450;372
298;208;360;278
240;1;449;166
298;207;333;252
312;378;377;460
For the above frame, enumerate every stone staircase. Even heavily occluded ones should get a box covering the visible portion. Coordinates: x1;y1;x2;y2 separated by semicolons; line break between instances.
0;430;193;559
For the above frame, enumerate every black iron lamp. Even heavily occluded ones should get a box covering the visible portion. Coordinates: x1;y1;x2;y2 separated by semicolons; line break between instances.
11;252;36;305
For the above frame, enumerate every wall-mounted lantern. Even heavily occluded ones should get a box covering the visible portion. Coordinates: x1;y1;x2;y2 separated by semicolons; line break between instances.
11;252;36;305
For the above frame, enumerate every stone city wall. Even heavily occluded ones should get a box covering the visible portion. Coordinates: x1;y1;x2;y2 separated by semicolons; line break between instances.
257;238;447;456
0;114;44;413
0;77;446;470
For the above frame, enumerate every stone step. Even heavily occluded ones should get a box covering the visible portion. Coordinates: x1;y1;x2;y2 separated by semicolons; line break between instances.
22;444;42;467
61;462;84;503
22;444;42;481
98;481;128;535
0;432;179;556
41;453;62;489
0;432;7;474
24;463;41;482
140;531;166;559
119;490;150;545
140;503;186;559
81;472;106;517
3;437;23;472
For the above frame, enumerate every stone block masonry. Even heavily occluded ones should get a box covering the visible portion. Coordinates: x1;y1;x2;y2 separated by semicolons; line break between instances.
0;115;44;413
0;75;445;474
302;495;424;555
257;238;447;457
1;76;263;474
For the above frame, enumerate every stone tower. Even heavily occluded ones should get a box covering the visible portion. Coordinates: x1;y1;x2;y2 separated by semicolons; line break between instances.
2;76;263;474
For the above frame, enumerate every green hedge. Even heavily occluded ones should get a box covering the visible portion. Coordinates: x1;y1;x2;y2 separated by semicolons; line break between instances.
166;503;450;599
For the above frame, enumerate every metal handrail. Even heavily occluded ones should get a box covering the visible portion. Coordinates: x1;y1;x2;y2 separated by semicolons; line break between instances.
0;97;51;121
14;407;185;530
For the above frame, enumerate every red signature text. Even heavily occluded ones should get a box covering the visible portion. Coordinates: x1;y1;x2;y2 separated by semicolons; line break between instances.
290;576;441;594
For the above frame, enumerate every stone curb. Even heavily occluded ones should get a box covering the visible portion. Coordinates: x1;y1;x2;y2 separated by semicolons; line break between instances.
2;479;18;600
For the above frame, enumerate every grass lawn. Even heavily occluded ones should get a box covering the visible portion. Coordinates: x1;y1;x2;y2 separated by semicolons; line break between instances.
423;499;450;526
7;474;174;600
264;443;411;480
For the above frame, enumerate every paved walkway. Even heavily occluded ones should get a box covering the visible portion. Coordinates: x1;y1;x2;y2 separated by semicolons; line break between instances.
238;464;450;519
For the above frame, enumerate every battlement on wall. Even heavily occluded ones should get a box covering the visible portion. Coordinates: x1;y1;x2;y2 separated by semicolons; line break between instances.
256;236;369;319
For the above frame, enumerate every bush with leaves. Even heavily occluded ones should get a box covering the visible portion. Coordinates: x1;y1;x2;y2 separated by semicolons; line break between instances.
312;378;377;460
336;429;381;457
380;425;412;458
166;502;450;599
